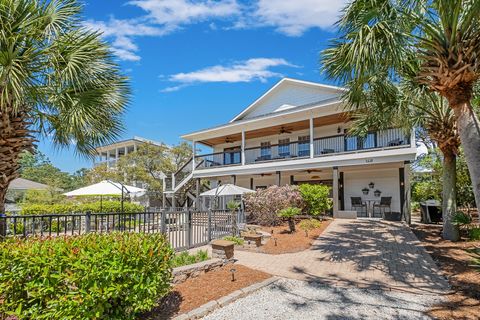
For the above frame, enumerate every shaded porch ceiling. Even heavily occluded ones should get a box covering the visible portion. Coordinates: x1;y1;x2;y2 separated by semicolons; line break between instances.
199;112;350;146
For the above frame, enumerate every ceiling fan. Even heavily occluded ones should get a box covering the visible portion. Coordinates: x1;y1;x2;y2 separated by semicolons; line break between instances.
225;137;234;143
257;173;273;177
279;126;293;134
301;169;322;174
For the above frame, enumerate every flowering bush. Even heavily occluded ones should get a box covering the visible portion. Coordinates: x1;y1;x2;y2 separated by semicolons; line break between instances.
0;233;174;320
244;185;305;226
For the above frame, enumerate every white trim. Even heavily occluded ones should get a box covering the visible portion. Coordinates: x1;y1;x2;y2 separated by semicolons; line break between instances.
230;78;346;122
309;115;314;158
241;130;246;165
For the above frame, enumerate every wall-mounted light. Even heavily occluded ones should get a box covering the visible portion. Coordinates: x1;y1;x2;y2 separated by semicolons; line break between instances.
337;126;342;134
369;182;375;189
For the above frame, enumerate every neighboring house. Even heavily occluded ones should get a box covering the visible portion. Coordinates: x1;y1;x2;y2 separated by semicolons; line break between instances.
93;136;164;168
6;178;54;213
163;78;417;220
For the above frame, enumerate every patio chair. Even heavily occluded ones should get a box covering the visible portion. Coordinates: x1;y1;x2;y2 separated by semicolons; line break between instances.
351;197;367;217
373;197;392;218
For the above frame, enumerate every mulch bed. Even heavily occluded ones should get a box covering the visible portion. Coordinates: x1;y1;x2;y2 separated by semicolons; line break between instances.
141;264;271;319
259;219;332;255
411;222;480;320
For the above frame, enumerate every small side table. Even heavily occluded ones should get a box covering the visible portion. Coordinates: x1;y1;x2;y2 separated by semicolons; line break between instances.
363;199;379;217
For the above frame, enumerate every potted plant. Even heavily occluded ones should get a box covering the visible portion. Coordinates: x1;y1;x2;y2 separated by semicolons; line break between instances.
362;187;369;195
374;189;382;197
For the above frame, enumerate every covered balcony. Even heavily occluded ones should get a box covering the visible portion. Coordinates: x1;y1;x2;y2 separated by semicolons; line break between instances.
193;126;412;170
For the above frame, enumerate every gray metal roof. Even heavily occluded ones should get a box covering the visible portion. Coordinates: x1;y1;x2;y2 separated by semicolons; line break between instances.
8;178;51;191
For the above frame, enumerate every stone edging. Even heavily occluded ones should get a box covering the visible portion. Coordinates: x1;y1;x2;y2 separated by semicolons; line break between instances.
173;258;226;284
173;276;280;320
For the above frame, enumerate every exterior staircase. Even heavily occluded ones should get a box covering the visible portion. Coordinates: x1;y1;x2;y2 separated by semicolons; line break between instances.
163;157;209;209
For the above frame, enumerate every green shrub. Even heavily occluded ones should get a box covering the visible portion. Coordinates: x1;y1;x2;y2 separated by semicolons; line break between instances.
223;235;245;245
298;219;322;231
0;233;174;320
298;184;333;216
452;211;473;226
172;250;209;268
469;227;480;241
20;201;144;215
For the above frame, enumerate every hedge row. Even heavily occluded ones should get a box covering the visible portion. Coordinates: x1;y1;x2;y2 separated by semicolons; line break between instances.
0;233;174;319
19;201;144;215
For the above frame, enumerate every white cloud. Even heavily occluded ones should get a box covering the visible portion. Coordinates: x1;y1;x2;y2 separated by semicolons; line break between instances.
86;0;346;61
129;0;240;27
85;0;240;61
252;0;346;36
161;58;296;92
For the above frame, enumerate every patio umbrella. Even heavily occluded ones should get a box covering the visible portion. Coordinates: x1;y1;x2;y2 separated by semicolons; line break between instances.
200;184;254;197
64;180;146;212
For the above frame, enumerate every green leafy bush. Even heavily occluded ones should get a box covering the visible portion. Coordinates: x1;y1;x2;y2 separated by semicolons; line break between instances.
278;207;301;233
223;235;245;245
469;227;480;241
299;184;332;216
172;250;209;268
20;201;144;215
0;233;174;320
452;211;473;226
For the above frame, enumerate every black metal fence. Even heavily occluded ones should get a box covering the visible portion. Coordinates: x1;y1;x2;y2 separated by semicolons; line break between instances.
0;209;245;251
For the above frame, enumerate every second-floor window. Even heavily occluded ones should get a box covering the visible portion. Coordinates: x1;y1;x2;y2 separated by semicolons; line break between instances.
278;138;290;157
298;135;310;157
224;147;241;165
260;142;271;160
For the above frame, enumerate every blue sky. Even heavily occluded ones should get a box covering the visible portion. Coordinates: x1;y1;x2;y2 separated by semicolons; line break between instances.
39;0;347;172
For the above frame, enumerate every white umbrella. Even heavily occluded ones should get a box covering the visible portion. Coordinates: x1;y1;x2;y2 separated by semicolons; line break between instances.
64;180;146;212
63;180;145;197
200;184;254;197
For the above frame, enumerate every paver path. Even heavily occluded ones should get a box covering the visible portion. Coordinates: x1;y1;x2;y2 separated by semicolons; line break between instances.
235;219;449;294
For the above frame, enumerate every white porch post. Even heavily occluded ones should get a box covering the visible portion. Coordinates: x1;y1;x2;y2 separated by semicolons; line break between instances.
106;150;111;167
124;146;128;156
115;148;119;162
410;128;416;148
332;167;339;216
405;162;412;225
192;141;196;171
133;143;137;153
309;115;314;158
241;129;246;165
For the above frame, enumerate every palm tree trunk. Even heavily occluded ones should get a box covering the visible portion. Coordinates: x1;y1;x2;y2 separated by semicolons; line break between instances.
0;106;35;212
450;100;480;219
442;153;459;241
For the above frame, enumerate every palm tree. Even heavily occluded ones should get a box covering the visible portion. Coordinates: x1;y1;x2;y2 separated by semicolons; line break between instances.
321;0;480;220
0;0;129;212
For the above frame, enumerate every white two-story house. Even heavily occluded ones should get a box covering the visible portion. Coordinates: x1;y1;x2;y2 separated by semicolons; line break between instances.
164;78;417;221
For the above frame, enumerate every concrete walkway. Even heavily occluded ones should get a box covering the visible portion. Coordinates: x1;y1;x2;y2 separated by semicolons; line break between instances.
235;219;449;294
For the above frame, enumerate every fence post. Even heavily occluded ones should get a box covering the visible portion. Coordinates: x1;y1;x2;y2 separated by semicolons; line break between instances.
207;209;212;242
0;213;6;239
187;210;192;248
85;211;91;234
161;210;167;234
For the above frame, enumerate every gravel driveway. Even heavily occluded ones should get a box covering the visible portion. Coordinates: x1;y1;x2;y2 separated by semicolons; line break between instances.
203;278;445;320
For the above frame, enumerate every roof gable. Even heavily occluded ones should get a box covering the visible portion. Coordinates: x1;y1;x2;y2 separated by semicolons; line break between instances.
230;78;344;122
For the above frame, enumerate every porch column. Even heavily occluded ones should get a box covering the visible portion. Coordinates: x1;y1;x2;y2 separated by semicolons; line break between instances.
309;115;314;158
241;129;246;165
332;167;339;216
124;146;128;156
115;148;119;161
232;175;237;185
195;178;201;210
276;171;281;186
106;150;111;167
192;141;196;171
134;143;137;153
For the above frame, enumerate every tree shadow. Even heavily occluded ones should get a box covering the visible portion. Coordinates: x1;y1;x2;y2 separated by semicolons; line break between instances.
302;220;451;294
